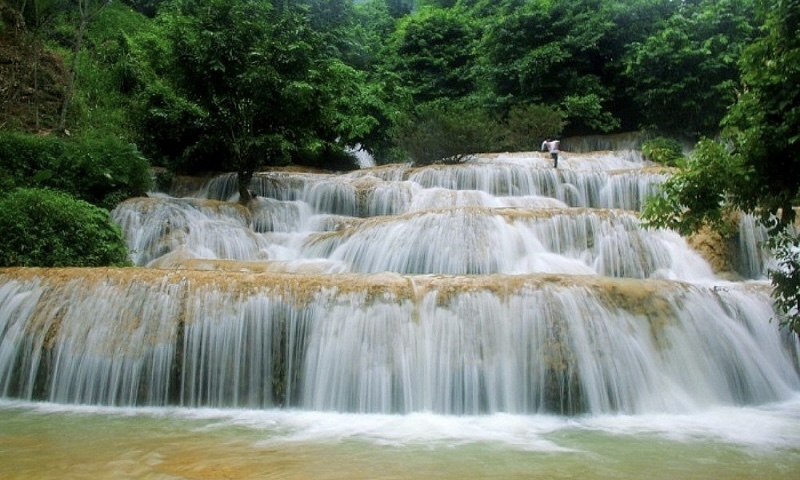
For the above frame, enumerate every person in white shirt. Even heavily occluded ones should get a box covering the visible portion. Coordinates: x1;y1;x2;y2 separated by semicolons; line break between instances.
541;139;560;168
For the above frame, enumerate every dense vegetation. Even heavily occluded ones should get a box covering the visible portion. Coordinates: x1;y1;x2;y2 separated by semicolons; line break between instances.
0;0;798;330
640;0;800;333
2;0;764;171
0;131;151;209
0;188;131;267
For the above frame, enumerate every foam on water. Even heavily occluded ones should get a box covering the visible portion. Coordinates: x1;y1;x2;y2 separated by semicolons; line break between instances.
582;393;800;450
3;396;800;452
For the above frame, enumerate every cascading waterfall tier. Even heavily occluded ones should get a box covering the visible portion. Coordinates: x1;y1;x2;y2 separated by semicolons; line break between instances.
1;150;798;418
0;268;796;414
193;153;669;214
113;198;716;280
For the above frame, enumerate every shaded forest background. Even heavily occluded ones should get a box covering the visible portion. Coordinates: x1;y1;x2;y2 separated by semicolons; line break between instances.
1;0;759;172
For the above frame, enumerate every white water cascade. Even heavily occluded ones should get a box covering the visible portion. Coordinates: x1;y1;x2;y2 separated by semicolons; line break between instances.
1;150;797;418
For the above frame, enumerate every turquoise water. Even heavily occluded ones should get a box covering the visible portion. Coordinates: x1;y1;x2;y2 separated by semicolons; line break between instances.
3;398;799;479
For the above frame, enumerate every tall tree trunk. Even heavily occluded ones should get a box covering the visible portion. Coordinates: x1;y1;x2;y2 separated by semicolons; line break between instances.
58;0;107;134
57;13;87;133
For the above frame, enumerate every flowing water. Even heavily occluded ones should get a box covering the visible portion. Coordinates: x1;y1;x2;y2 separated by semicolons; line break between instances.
1;150;799;478
2;397;800;480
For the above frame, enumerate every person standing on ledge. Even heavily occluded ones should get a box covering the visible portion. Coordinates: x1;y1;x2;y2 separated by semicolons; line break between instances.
541;139;560;168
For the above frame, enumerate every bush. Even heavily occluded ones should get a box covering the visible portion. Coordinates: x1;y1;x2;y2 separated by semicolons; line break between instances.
0;188;131;267
133;81;208;170
641;137;685;167
502;103;565;151
0;132;63;182
293;143;360;172
64;134;154;209
641;139;747;235
768;227;800;335
395;104;503;166
0;131;152;209
562;93;620;134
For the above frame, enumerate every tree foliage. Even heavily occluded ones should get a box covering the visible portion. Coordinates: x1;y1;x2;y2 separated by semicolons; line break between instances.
502;103;565;152
641;0;799;229
332;0;394;70
721;0;800;221
642;138;749;235
394;104;502;166
138;0;368;200
58;0;111;133
0;188;131;267
641;137;685;167
119;0;165;18
386;0;414;18
769;228;800;335
0;131;152;209
2;0;766;164
642;0;800;333
622;0;755;136
477;0;621;132
382;6;479;105
641;0;799;231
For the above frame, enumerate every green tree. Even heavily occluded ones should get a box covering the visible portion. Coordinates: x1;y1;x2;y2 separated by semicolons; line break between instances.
770;229;800;334
386;0;414;18
642;0;800;333
382;6;479;105
602;0;678;131
641;138;748;235
726;0;800;334
622;0;755;136
640;136;685;167
502;103;565;152
418;0;457;7
722;0;800;220
144;0;369;202
119;0;165;17
302;0;359;62
479;0;618;133
394;103;502;166
346;0;397;70
66;2;154;138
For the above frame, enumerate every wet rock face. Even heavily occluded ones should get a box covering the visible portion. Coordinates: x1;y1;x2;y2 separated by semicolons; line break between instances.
687;227;736;276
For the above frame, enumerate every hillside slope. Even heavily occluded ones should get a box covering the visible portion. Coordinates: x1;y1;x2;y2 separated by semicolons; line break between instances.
0;5;65;134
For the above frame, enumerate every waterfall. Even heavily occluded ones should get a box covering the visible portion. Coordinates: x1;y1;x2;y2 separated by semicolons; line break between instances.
1;270;796;413
1;150;798;416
